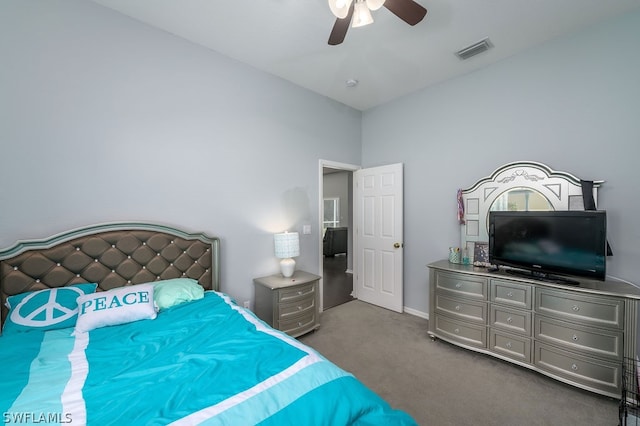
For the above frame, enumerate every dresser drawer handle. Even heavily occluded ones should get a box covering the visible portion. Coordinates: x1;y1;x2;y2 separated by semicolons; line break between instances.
455;283;462;289
572;305;580;312
297;291;303;295
571;363;578;371
505;342;512;349
506;316;513;324
454;328;460;334
455;305;461;311
298;322;303;327
572;334;579;341
507;292;513;298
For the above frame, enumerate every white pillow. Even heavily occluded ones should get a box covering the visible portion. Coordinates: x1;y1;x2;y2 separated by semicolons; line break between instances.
75;284;157;333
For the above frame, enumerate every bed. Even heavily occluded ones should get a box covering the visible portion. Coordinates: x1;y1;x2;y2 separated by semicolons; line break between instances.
0;222;415;425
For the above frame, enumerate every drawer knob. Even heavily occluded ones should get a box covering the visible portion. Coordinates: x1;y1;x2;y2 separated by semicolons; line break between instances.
455;305;461;311
571;363;578;371
454;328;460;334
507;292;513;298
297;306;303;310
297;291;303;295
455;283;462;289
505;342;512;349
572;305;580;312
298;322;303;327
572;334;579;341
506;316;513;324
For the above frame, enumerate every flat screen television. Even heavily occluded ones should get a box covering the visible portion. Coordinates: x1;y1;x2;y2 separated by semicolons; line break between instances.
488;210;607;284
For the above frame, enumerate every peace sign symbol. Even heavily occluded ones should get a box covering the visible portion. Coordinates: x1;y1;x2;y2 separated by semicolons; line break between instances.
10;287;84;327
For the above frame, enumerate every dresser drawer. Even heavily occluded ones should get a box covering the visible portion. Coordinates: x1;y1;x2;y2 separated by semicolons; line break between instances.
433;315;487;349
491;279;532;309
536;288;624;329
534;342;621;396
279;282;315;303
434;271;487;301
279;310;316;336
490;330;531;363
490;305;531;336
535;316;623;360
278;296;315;320
435;293;487;324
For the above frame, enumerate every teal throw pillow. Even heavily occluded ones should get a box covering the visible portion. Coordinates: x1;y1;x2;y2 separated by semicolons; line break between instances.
153;278;204;310
3;283;98;334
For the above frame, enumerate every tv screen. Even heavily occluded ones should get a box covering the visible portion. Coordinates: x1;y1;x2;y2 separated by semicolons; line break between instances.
488;210;607;282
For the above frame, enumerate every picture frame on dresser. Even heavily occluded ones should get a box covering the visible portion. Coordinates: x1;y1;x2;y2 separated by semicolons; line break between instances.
473;242;490;267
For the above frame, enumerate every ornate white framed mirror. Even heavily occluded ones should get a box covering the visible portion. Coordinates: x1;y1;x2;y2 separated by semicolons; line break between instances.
459;161;603;253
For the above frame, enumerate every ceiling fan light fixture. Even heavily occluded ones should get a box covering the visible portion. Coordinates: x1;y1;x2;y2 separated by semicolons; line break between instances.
365;0;385;11
328;0;353;19
352;0;374;28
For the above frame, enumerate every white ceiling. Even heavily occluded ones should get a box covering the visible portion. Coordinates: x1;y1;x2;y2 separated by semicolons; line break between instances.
89;0;640;111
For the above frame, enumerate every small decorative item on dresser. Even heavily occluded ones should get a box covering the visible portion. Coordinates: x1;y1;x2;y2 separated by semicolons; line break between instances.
448;247;461;264
465;241;476;264
473;241;490;267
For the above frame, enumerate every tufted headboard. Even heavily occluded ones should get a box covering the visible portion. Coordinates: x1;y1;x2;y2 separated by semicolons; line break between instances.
0;222;220;326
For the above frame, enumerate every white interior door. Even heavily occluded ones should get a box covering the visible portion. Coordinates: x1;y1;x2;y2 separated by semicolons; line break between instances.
354;163;403;313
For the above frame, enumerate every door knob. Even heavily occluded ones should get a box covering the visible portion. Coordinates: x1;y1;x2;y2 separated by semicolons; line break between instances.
394;243;401;248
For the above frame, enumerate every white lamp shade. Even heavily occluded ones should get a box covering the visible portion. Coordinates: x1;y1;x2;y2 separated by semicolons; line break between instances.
352;0;374;27
274;232;300;259
365;0;385;11
328;0;353;19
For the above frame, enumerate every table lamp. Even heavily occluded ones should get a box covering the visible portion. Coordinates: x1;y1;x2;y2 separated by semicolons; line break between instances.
274;232;300;278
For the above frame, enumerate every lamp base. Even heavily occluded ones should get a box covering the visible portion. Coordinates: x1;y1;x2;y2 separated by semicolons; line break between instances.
280;258;296;278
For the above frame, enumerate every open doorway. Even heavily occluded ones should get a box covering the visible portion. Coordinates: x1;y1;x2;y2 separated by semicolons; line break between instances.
319;160;359;311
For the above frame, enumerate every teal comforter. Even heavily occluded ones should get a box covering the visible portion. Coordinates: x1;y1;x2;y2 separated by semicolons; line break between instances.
1;292;415;425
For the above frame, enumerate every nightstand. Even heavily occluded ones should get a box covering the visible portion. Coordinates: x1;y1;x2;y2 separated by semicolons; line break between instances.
253;270;321;338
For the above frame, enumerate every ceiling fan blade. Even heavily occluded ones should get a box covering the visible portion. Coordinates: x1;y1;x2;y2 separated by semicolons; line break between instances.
383;0;427;26
328;3;354;45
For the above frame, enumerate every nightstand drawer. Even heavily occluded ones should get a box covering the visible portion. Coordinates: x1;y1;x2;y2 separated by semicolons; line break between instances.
434;271;487;301
279;283;315;303
279;311;316;336
435;293;486;323
279;296;315;320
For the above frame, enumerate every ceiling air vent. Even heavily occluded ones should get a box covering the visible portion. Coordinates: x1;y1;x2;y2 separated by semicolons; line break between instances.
455;38;493;60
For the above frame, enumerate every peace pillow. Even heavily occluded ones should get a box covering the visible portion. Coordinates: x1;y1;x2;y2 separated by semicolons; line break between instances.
75;284;157;333
3;283;98;335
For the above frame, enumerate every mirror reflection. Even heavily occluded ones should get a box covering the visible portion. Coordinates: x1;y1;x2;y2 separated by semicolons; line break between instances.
490;187;553;212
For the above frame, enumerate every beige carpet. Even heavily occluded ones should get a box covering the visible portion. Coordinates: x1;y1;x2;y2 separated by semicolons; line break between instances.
299;300;620;426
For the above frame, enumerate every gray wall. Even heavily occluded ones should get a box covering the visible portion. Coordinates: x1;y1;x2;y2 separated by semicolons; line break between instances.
362;10;640;315
2;1;638;317
0;0;362;307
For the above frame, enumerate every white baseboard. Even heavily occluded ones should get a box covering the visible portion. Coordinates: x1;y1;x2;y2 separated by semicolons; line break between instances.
403;306;429;320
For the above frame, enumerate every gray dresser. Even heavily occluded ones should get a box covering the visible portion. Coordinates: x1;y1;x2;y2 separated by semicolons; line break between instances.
253;270;321;338
428;260;640;397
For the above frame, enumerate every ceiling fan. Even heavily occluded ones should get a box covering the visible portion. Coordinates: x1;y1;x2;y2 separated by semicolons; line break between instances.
327;0;427;46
